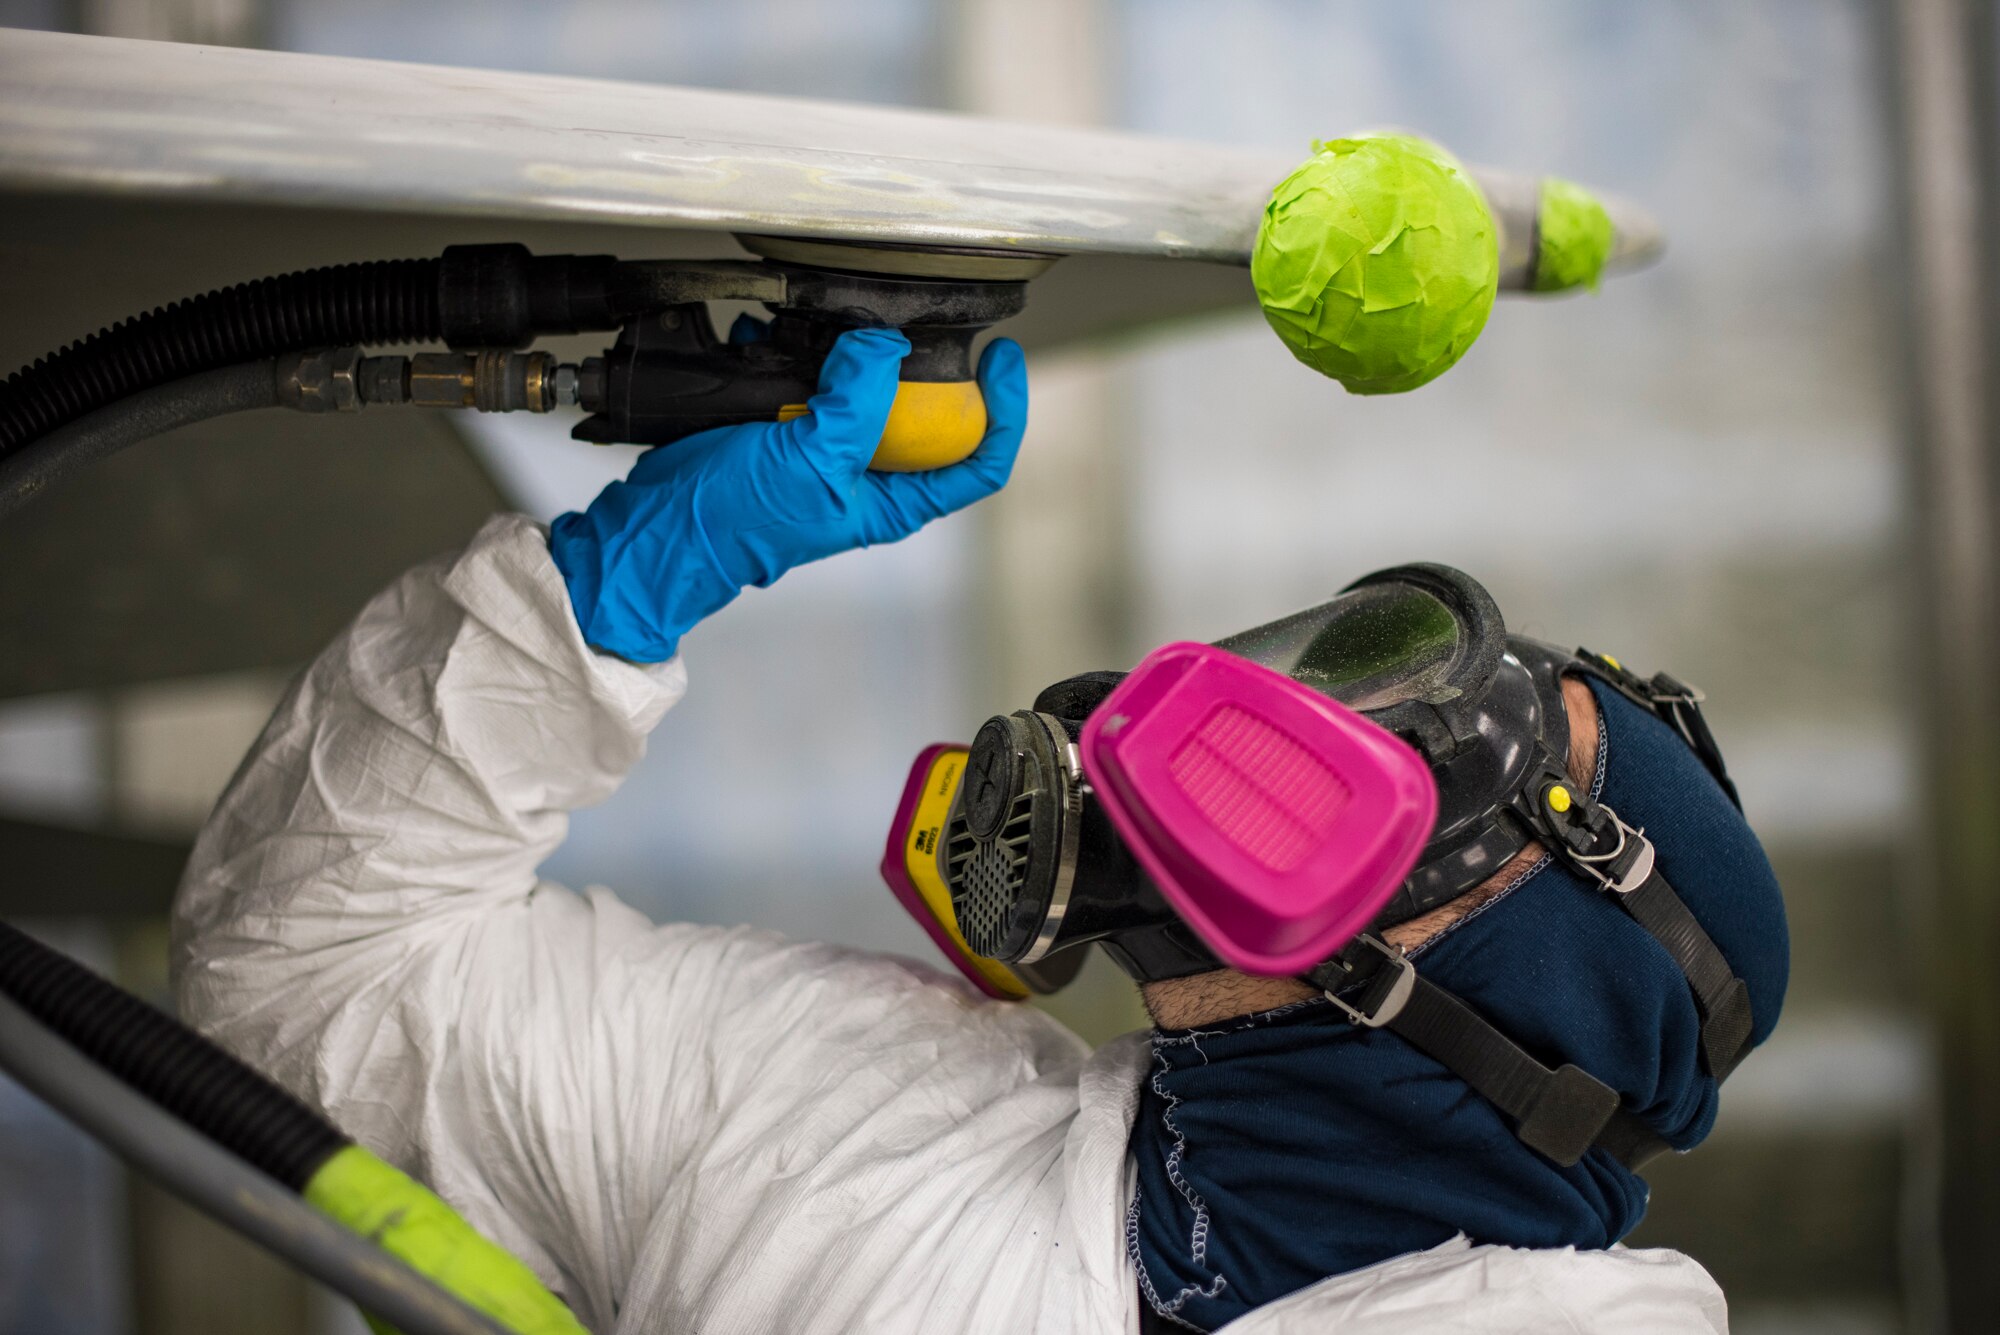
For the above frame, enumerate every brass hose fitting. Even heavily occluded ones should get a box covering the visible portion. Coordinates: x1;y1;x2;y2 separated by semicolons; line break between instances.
405;350;568;412
279;349;581;414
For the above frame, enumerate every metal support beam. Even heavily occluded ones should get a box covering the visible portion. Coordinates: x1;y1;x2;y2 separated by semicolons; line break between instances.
1882;2;2000;1329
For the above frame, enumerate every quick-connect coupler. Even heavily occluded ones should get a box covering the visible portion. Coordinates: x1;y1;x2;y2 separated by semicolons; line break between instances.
276;348;582;414
394;351;578;412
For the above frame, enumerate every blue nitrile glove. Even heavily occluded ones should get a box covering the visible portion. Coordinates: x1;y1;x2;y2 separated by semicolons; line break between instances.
549;327;1027;662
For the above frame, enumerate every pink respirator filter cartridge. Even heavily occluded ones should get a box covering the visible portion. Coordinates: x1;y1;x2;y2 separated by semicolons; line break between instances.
1080;642;1439;977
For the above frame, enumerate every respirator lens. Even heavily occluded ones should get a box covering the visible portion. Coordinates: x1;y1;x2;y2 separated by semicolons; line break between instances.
1217;581;1468;711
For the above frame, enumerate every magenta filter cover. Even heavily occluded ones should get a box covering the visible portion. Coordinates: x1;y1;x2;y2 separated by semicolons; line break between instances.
1080;643;1438;976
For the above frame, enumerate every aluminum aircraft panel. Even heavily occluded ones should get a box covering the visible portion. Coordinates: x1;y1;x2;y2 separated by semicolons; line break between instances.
0;31;1266;260
0;28;1659;323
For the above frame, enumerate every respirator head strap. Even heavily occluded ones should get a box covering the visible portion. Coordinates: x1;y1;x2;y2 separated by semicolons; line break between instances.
1573;648;1741;809
1527;778;1756;1080
1302;936;1669;1170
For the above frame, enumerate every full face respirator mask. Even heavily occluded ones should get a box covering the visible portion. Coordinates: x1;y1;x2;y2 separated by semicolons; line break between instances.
883;563;1760;1167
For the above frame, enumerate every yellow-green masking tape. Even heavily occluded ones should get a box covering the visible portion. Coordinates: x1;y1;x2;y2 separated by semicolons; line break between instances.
1252;133;1499;395
304;1146;589;1335
1534;177;1615;293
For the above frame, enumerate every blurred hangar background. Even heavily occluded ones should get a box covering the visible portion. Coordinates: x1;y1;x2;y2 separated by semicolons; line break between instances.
1;3;1994;1335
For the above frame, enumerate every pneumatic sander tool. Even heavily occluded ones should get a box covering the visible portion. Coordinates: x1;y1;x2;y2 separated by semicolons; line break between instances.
0;234;1047;513
573;235;1043;469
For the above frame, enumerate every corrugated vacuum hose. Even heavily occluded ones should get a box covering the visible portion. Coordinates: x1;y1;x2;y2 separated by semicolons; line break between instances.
0;240;1033;517
0;921;593;1335
0;258;445;458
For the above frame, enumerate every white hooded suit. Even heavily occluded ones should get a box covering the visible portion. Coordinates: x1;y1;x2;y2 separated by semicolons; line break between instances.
172;514;1729;1334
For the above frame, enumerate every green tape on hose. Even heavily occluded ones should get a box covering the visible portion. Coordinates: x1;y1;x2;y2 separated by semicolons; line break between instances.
1252;134;1499;395
304;1146;589;1335
1534;177;1615;293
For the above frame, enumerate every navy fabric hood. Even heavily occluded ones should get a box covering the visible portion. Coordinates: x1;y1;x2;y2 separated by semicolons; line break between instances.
1127;678;1790;1330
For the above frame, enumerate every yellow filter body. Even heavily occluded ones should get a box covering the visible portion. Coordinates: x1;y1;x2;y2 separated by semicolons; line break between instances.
777;378;988;472
904;750;1032;1000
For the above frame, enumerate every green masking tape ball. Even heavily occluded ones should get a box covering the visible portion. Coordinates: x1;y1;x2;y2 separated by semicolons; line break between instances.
1253;134;1499;395
1534;177;1615;293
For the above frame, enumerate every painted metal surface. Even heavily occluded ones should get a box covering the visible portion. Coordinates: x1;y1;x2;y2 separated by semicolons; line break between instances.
0;28;1658;278
0;29;1284;261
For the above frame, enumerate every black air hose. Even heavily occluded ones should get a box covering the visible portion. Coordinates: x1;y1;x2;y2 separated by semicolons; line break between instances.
0;919;346;1190
0;361;281;519
0;244;625;465
0;259;442;461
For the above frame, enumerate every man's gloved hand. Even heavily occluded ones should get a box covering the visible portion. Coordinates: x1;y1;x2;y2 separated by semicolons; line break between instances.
550;328;1027;662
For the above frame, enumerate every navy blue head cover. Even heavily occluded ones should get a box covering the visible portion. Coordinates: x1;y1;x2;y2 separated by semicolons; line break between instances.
1127;678;1790;1331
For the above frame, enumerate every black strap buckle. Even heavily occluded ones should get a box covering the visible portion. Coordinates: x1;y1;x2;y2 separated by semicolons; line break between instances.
1642;669;1707;709
1651;675;1743;809
1525;770;1657;896
1576;650;1742;809
1567;805;1657;895
1316;934;1417;1028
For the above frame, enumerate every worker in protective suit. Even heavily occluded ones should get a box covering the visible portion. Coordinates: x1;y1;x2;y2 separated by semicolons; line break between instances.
173;327;1785;1333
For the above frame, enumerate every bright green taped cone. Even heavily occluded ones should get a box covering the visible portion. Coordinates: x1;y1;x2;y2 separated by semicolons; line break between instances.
1533;177;1616;293
1252;134;1499;395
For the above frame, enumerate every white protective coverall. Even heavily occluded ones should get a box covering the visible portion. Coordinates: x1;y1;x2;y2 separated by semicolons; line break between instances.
172;514;1731;1334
